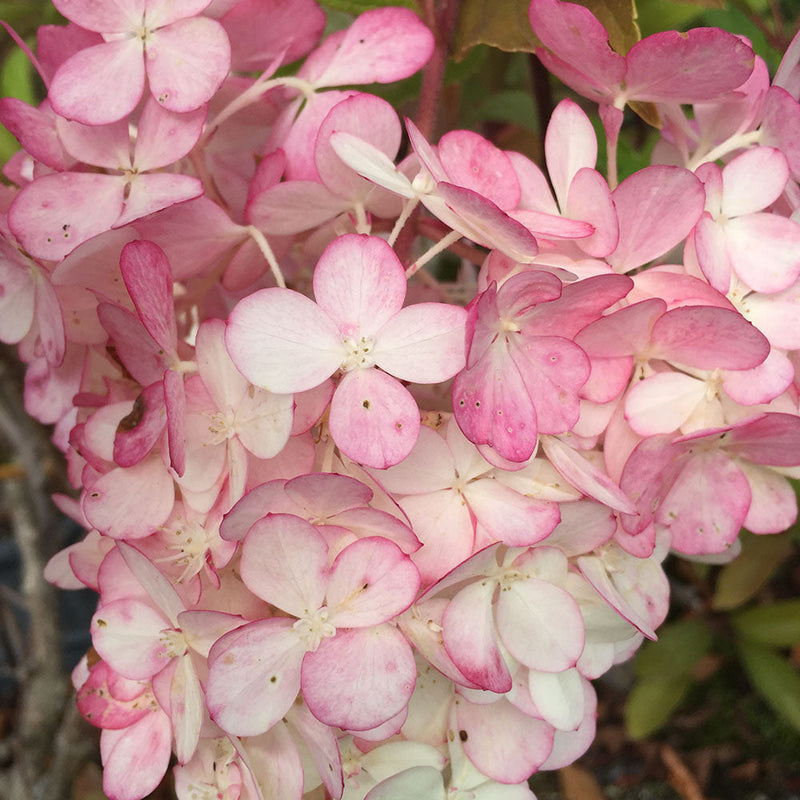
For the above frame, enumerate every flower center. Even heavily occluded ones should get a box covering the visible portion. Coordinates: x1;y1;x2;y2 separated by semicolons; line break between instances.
341;336;376;371
292;607;336;651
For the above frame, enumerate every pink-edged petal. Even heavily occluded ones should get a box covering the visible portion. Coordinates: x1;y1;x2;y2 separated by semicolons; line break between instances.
0;98;71;171
206;618;305;737
624;372;706;435
117;541;185;624
195;318;246;409
235;388;294;460
369;424;455;495
455;695;554;784
100;706;172;800
83;458;174;540
50;37;145;125
373;302;467;383
466;478;559;547
133;99;206;171
330;507;420;554
624;28;754;103
539;679;597;770
540;434;637;514
659;449;750;554
313;234;407;337
92;598;171;680
312;7;434;88
650;306;769;370
8;172;124;261
76;661;150;730
329;368;421;469
528;668;585;731
302;625;416;731
545;99;597;210
285;472;372;515
326;536;419;627
241;513;329;615
119;240;177;355
285;699;344;800
722;350;794;406
721;147;789;217
609;166;705;272
442;579;511;693
145;17;231;113
726;213;800;294
226;287;344;393
740;463;797;534
693;213;732;293
167;655;204;764
495;578;584;672
575;297;666;359
316;93;402;201
565;168;619;257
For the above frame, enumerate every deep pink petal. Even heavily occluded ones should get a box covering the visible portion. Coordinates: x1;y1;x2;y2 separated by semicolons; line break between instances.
302;625;416;731
119;240;177;356
246;180;351;235
329;369;421;469
311;7;434;88
609;166;705;272
624;28;754;103
452;345;538;464
145;17;231;113
650;306;769;370
8;173;124;261
55;116;130;170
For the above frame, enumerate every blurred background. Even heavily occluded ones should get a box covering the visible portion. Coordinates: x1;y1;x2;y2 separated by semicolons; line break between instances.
0;0;798;797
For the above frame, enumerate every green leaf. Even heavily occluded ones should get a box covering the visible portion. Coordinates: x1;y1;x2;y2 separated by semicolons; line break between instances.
711;532;794;611
453;0;639;61
318;0;418;13
466;89;539;130
453;0;540;61
578;0;640;54
634;617;713;679
738;640;800;732
733;600;800;648
625;675;693;739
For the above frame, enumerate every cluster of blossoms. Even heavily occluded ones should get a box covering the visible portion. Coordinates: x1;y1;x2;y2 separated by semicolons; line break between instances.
2;0;800;797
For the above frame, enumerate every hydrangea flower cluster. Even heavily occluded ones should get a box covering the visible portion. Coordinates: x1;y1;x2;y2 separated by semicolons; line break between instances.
1;0;800;798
